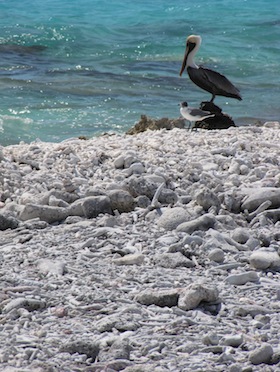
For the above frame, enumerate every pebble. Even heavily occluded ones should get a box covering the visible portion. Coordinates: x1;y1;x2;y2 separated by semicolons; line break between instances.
249;249;280;270
178;283;219;311
0;127;280;370
225;271;259;285
157;207;190;230
248;343;274;365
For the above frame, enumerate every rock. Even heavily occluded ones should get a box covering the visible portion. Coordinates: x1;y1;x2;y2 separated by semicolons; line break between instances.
222;334;244;347
225;271;259;285
249;249;280;270
108;189;135;213
135;288;179;307
234;305;273;317
99;338;132;361
249;343;273;365
37;259;66;275
231;228;250;244
208;248;225;263
178;283;219;311
2;297;45;313
123;175;158;199
113;253;144;266
153;252;195;269
176;214;216;234
60;339;99;359
157;207;190;230
241;187;280;212
114;155;125;169
195;188;221;211
95;314;140;332
126;115;185;134
19;204;68;223
69;195;112;219
0;214;19;230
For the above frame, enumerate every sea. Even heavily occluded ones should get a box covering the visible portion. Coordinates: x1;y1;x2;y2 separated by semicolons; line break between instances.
0;0;280;145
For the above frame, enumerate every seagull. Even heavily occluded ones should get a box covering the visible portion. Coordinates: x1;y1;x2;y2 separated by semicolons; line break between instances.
179;35;242;103
179;101;215;131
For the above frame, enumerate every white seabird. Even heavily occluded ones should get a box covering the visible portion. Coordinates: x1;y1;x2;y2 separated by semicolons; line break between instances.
179;101;215;131
179;35;242;103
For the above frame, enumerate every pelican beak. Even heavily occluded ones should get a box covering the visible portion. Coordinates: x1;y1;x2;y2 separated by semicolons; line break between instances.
179;44;189;76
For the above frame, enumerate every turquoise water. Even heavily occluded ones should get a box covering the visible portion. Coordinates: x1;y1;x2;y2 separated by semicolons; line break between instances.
0;0;280;145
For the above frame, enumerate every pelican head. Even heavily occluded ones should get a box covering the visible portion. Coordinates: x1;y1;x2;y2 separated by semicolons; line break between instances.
179;35;202;75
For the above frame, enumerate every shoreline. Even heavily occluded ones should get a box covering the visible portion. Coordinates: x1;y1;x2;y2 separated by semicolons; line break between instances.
1;126;280;371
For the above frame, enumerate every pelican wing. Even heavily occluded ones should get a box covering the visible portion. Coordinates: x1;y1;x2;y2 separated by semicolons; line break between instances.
201;68;241;98
188;66;242;100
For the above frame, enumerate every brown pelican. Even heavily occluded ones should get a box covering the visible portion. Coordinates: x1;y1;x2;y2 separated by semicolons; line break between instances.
179;35;242;103
179;101;215;131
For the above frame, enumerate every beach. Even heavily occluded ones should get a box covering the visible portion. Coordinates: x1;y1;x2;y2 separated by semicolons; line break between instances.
1;124;280;371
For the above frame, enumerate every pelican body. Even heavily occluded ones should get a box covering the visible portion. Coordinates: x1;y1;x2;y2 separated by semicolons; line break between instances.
179;101;215;131
180;35;242;103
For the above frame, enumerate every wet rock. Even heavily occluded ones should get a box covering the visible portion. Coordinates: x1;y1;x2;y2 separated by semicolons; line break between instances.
249;343;273;365
178;283;219;311
157;207;190;230
135;288;179;307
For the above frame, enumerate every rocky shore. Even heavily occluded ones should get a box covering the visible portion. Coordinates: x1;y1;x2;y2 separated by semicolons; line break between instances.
0;123;280;371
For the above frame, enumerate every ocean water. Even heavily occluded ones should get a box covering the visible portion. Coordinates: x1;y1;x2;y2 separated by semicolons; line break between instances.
0;0;280;145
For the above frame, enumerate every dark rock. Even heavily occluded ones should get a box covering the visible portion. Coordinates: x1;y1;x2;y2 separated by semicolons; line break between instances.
195;102;236;130
0;214;19;230
108;189;135;213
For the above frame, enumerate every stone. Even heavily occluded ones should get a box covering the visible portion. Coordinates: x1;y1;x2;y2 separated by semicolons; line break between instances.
37;259;66;275
176;214;216;234
248;343;273;365
113;253;144;266
234;305;273;317
60;339;100;359
135;288;179;307
157;207;190;230
195;188;221;211
249;249;280;270
231;228;250;244
178;283;219;311
108;189;135;213
99;338;132;361
241;187;280;212
0;214;19;230
153;252;195;269
208;248;225;263
95;314;140;332
2;297;45;313
222;334;244;347
81;195;113;218
225;271;259;285
19;204;68;223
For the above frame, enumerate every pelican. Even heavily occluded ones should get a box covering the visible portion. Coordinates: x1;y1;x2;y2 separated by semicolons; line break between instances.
179;35;242;103
179;101;215;131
